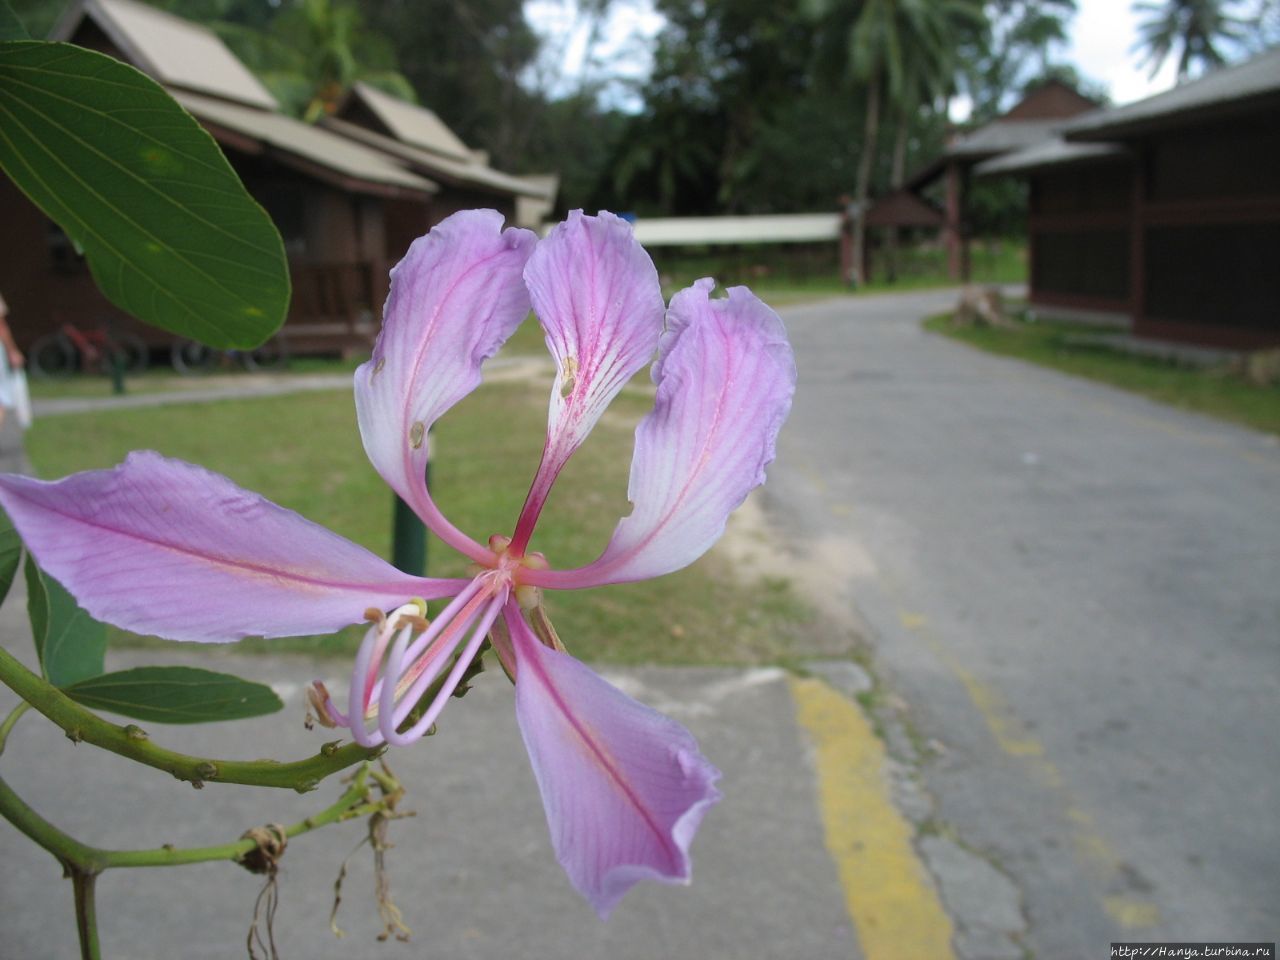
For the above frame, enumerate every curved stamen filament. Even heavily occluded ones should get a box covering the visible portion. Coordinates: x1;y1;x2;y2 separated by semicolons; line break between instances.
379;587;491;722
345;581;484;747
380;589;507;746
362;579;486;712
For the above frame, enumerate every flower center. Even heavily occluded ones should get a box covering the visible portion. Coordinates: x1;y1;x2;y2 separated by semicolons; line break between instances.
483;534;549;608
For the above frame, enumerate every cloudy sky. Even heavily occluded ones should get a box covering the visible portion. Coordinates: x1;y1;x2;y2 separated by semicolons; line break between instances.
525;0;1183;111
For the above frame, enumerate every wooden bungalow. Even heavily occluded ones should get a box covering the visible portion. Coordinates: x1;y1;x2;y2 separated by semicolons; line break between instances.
979;50;1280;350
1;0;545;357
322;83;556;253
904;80;1100;280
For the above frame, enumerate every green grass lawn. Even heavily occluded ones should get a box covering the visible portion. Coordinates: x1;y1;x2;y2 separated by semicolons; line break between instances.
26;359;829;666
925;313;1280;435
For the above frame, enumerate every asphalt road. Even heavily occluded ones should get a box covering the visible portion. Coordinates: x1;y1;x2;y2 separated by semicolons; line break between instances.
767;290;1280;957
2;290;1277;959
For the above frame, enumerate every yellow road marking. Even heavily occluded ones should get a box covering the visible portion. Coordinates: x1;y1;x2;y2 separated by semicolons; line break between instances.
790;676;956;960
894;608;1160;930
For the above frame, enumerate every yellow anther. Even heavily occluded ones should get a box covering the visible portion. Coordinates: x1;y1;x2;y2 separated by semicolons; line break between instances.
489;534;512;553
560;356;579;398
393;614;429;633
523;551;549;571
516;584;541;610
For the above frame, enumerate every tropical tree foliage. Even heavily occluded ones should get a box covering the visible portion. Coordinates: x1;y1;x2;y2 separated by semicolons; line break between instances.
1132;0;1250;80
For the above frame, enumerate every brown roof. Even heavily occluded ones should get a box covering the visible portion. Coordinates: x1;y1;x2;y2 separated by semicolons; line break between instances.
975;140;1126;177
322;115;548;200
1066;47;1280;141
174;91;436;198
52;0;278;110
341;82;473;163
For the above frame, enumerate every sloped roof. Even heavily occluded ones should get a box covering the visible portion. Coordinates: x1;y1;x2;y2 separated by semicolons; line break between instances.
322;115;546;199
173;91;435;198
1066;47;1280;141
975;140;1126;177
343;82;473;163
945;118;1075;159
52;0;277;110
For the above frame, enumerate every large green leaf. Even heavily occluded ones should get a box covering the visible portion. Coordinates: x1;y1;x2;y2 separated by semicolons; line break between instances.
0;509;20;607
64;666;283;724
0;1;29;41
0;41;289;348
25;555;107;688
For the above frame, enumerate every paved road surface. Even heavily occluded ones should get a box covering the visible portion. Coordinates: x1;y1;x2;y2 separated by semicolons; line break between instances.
3;290;1277;959
768;291;1280;957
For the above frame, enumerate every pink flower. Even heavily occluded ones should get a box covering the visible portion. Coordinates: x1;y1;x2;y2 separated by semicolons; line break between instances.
0;210;796;917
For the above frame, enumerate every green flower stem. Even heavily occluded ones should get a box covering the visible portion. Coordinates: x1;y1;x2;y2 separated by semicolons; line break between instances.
0;646;382;792
71;872;100;960
0;762;393;960
0;700;31;755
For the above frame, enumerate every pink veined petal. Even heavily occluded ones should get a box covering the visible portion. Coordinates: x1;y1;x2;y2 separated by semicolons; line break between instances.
510;210;665;552
0;452;464;643
355;209;537;562
527;280;796;589
509;601;722;918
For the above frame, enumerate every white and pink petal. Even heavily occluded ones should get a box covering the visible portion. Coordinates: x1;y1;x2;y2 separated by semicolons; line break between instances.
530;280;796;588
0;452;463;643
508;602;721;918
511;211;665;548
356;209;537;561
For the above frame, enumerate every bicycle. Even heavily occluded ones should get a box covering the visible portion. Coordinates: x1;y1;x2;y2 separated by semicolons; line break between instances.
170;337;289;375
30;321;149;378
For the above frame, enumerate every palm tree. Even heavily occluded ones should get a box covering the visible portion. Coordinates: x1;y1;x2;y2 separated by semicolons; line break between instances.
215;0;417;121
1133;0;1248;80
809;0;983;286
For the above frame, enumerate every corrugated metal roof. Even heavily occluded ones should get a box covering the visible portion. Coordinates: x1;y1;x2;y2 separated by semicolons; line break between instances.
347;82;474;163
173;91;436;197
975;139;1126;176
53;0;278;110
945;118;1075;158
321;116;545;199
627;214;842;247
1066;48;1280;140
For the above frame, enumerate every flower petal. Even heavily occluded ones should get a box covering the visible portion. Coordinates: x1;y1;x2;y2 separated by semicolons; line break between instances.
0;452;463;643
510;211;665;550
530;280;796;588
510;602;721;918
356;209;537;561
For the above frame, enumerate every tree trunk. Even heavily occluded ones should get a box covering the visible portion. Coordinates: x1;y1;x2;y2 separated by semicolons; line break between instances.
851;73;881;288
887;104;909;283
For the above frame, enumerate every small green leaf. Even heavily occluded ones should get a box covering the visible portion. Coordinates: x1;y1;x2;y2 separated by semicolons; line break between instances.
0;41;289;348
0;509;21;607
0;2;30;41
64;666;283;724
25;555;107;687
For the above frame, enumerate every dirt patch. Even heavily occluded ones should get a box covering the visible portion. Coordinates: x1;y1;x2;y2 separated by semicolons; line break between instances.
716;490;870;656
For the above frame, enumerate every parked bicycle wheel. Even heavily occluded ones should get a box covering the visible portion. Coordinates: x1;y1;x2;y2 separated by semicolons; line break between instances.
242;337;289;372
29;333;76;378
107;332;149;374
170;339;218;375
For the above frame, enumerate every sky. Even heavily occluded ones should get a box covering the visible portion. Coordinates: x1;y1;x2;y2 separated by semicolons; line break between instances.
524;0;1184;113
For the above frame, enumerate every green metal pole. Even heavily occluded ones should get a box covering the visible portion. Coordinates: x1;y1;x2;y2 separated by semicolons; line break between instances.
391;494;426;576
110;350;125;396
391;440;428;576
